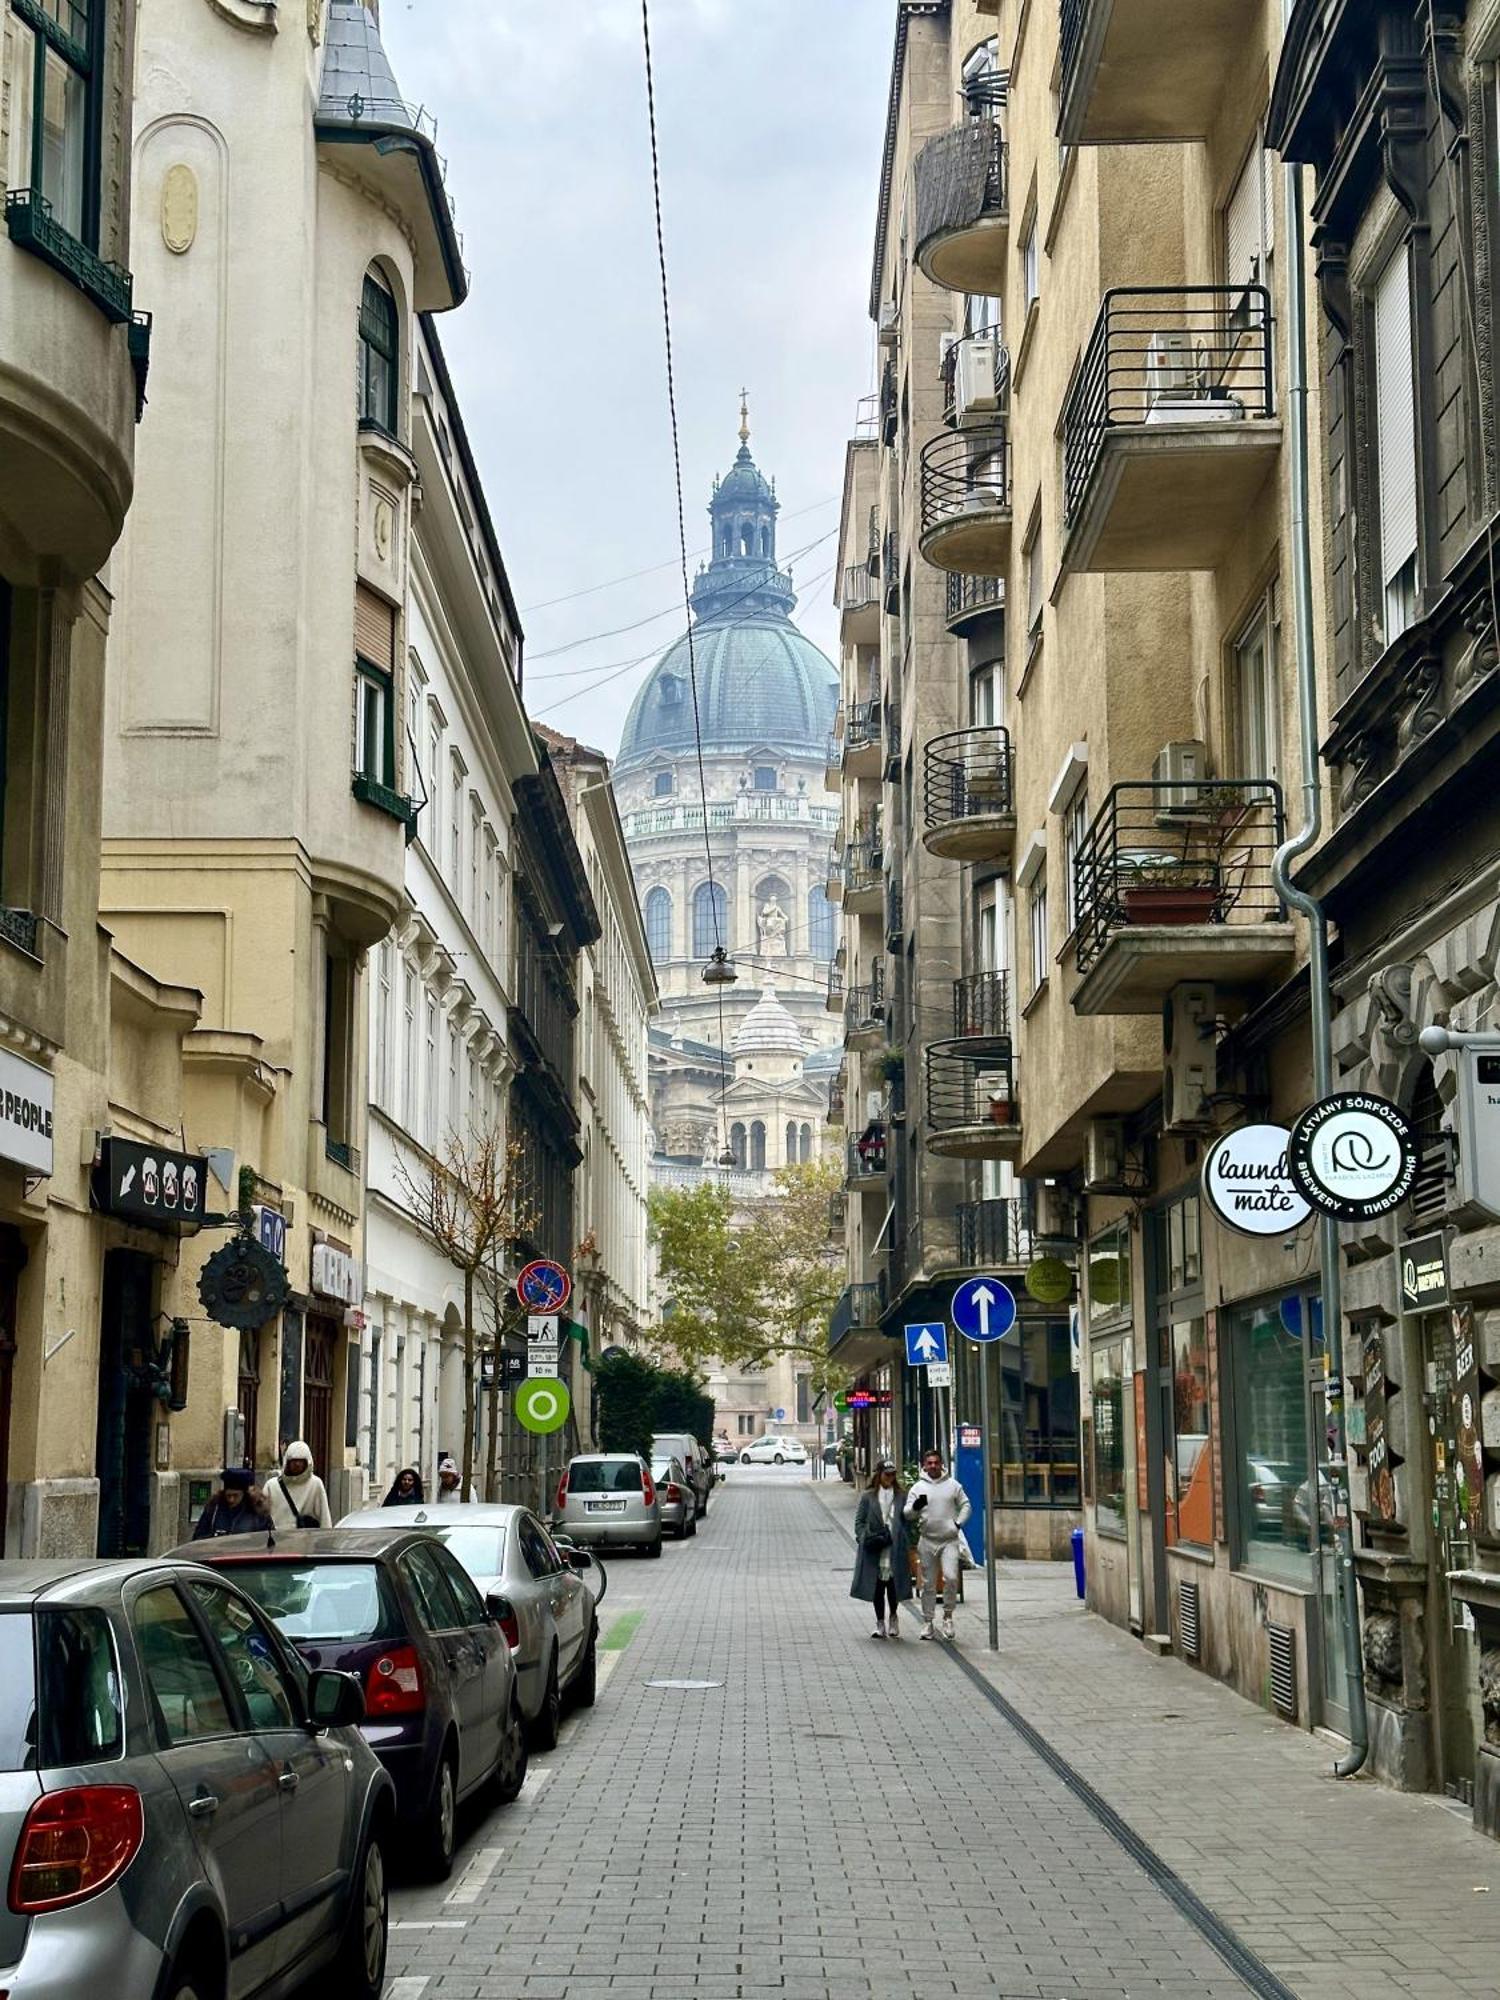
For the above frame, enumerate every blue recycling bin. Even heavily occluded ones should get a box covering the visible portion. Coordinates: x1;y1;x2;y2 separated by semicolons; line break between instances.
1070;1526;1085;1600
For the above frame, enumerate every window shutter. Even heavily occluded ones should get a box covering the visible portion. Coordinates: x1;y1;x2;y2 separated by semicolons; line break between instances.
1374;241;1417;590
355;584;396;672
1224;145;1263;293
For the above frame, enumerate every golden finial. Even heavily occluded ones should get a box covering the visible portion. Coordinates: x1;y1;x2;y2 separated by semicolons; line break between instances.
738;389;750;447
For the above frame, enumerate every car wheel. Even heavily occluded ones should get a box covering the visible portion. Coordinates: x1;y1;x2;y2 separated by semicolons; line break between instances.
647;1535;663;1559
573;1621;598;1709
740;1452;752;1464
493;1696;530;1803
330;1827;388;1998
420;1752;458;1880
774;1453;785;1465
531;1653;561;1751
687;1512;699;1538
673;1520;687;1539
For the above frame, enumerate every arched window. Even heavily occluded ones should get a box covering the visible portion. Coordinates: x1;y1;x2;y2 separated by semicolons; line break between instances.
644;887;671;963
692;880;727;957
760;525;772;557
807;886;835;960
750;1121;766;1171
358;270;399;433
729;1122;747;1169
740;521;755;557
786;1121;797;1164
800;1122;812;1162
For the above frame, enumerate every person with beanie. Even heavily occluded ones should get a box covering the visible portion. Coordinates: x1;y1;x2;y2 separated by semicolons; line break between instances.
193;1467;271;1539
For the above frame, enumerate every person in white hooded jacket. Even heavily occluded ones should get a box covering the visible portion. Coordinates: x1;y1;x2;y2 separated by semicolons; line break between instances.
265;1441;333;1531
904;1449;972;1641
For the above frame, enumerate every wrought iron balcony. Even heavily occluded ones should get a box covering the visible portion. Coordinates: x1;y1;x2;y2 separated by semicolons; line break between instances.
1072;778;1293;1014
828;1282;883;1354
883;529;900;613
844;977;886;1053
825;960;845;1014
846;1126;888;1187
919;429;1011;577
837;698;883;779
941;332;1010;429
839;563;880;643
884;704;903;781
827;1073;847;1127
945;571;1005;635
956;1196;1032;1270
879;358;898;446
0;908;40;959
1062;287;1278;573
952;968;1010;1040
925;1040;1021;1161
842;834;884;915
922;728;1014;862
825;841;843;902
885;882;904;949
1059;0;1243;148
913;115;1008;294
6;188;133;324
828;1191;848;1241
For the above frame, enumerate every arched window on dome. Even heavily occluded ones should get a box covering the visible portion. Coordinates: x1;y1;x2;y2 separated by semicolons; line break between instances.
800;1122;812;1162
719;526;732;558
785;1121;797;1164
644;887;672;963
729;1122;747;1170
807;886;835;960
760;525;772;558
750;1121;766;1171
740;521;755;557
692;880;727;958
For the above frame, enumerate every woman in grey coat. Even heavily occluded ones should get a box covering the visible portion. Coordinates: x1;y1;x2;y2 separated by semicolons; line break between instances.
850;1460;914;1639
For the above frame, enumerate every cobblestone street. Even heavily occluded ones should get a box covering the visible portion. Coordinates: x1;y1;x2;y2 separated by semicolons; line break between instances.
380;1473;1498;1999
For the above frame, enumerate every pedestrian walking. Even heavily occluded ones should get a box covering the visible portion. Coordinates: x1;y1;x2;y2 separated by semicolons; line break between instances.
382;1466;424;1505
193;1466;271;1539
905;1448;972;1641
435;1454;478;1503
850;1459;913;1640
264;1440;333;1530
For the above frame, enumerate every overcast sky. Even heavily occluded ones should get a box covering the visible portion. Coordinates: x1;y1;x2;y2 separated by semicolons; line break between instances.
380;0;891;755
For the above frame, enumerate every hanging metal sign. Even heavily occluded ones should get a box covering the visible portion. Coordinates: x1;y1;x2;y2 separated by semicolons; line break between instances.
1398;1231;1449;1314
1200;1123;1312;1237
198;1236;291;1330
1287;1092;1418;1222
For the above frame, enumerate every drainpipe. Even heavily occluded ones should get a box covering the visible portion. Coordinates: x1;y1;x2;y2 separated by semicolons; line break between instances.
1269;150;1369;1775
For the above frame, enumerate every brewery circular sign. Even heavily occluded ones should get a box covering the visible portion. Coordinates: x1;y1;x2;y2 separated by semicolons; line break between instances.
1287;1092;1418;1222
1200;1123;1311;1238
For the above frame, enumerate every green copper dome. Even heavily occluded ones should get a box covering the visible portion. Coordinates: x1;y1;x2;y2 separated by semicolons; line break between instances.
617;413;837;770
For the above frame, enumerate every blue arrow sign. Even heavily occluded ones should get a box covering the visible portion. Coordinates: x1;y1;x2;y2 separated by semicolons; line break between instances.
904;1322;948;1368
951;1276;1018;1344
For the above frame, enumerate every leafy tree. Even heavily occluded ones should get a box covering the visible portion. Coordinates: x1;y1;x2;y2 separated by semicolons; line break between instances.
648;1159;847;1398
595;1350;659;1460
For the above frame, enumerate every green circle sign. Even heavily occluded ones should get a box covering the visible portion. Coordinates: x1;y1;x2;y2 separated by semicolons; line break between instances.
515;1378;572;1435
1025;1256;1073;1305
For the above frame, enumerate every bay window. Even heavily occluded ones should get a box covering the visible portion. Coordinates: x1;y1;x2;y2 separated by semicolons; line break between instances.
7;0;98;247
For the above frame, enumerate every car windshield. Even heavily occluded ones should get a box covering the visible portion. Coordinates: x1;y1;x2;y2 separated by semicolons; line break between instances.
568;1461;642;1494
224;1562;400;1642
410;1526;506;1579
0;1608;124;1771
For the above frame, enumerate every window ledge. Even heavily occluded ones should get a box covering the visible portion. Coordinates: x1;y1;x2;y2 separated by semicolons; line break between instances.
1020;978;1049;1020
5;189;133;324
1012;297;1041;394
1016;625;1044;701
1231;1562;1316;1597
358;421;420;491
352;772;421;842
1165;1541;1216;1567
1044;145;1079;255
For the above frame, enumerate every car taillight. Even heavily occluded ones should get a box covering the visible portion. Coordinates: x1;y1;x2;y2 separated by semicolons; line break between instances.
491;1597;521;1649
641;1471;656;1506
1250;1484;1264;1503
9;1786;144;1913
364;1643;425;1717
665;1483;681;1502
556;1472;569;1510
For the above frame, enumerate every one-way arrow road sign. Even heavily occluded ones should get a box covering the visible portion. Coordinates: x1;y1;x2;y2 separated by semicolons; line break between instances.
904;1322;948;1368
951;1276;1018;1344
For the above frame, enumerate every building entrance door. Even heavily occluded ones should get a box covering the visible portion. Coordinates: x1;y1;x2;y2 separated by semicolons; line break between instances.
303;1315;336;1477
96;1250;157;1558
1420;1307;1480;1799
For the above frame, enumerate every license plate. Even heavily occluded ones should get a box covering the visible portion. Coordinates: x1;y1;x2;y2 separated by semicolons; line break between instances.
585;1499;625;1512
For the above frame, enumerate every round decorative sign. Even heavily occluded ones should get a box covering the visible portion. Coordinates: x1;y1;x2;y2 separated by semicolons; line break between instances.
514;1378;571;1435
1287;1092;1418;1222
516;1259;571;1314
1201;1123;1312;1238
1025;1256;1073;1304
197;1236;291;1330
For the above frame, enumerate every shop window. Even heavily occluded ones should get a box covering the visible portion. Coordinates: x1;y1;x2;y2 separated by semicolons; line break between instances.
1225;1293;1314;1580
1091;1340;1127;1537
1087;1220;1131;1326
1151;1193;1209;1550
997;1322;1080;1507
358;270;399;433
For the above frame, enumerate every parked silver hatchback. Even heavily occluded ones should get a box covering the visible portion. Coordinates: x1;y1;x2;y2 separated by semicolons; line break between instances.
0;1556;395;1999
554;1454;663;1557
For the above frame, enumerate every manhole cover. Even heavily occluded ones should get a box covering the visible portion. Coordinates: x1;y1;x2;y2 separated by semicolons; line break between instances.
645;1678;723;1691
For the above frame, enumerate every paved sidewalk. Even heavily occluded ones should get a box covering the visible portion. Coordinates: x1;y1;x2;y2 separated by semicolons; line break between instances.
385;1476;1262;1998
810;1479;1500;1999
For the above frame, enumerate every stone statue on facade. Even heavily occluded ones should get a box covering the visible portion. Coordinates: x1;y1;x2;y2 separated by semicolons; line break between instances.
757;899;789;957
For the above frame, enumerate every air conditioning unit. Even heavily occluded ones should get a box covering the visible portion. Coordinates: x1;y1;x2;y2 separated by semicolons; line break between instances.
1145;329;1195;402
877;301;900;347
1083;1117;1127;1191
1162;982;1217;1132
1027;1180;1078;1245
955;334;1000;421
1152;738;1207;813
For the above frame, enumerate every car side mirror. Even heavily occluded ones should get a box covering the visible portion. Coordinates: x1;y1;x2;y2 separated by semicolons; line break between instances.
561;1547;594;1573
485;1592;509;1623
307;1669;365;1731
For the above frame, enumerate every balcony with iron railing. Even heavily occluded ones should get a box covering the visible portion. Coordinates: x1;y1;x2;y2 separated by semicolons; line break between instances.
838;563;880;644
884;703;903;781
925;1039;1021;1162
885;881;904;949
846;1125;888;1189
825;958;845;1015
879;357;898;446
913;109;1009;295
923;728;1014;863
956;1196;1033;1270
842;832;884;916
945;571;1005;635
827;1071;847;1128
919;428;1011;577
952;968;1010;1040
840;698;883;779
1058;0;1241;148
825;840;844;902
882;529;900;613
1071;778;1293;1015
828;1282;883;1357
1061;287;1278;573
844;972;886;1054
940;332;1010;429
852;391;879;444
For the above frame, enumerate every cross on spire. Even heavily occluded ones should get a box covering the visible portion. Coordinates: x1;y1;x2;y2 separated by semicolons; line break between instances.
738;389;750;447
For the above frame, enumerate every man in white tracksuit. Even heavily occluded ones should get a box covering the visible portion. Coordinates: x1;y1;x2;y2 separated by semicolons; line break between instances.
905;1449;972;1641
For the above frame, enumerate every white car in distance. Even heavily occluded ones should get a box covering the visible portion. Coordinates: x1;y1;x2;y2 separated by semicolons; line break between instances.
739;1434;809;1466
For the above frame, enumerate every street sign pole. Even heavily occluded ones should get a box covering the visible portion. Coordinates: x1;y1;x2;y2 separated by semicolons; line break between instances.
979;1342;998;1652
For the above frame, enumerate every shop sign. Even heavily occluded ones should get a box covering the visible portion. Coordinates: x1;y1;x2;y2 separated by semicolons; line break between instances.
0;1049;52;1175
1200;1123;1311;1237
255;1204;287;1261
95;1136;206;1226
1288;1092;1417;1221
1399;1231;1449;1314
311;1241;360;1304
845;1389;892;1409
1024;1256;1074;1304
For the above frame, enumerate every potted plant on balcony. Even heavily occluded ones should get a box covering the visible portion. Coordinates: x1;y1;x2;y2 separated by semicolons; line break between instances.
871;1048;904;1088
1118;856;1220;926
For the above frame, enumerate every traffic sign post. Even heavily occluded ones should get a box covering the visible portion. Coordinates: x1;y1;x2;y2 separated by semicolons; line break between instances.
952;1276;1017;1653
925;1362;952;1389
516;1260;572;1314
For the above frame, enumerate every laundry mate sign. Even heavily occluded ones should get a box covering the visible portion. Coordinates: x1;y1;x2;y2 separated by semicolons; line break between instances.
0;1049;53;1175
1201;1123;1312;1238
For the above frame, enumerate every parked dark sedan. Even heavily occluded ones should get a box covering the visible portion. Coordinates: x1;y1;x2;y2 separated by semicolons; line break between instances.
181;1527;527;1879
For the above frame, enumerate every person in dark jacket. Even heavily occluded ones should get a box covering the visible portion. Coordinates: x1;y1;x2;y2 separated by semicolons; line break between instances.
383;1467;424;1505
850;1460;914;1639
193;1467;271;1540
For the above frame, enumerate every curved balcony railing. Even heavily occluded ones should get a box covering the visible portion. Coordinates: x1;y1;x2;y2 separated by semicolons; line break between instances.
952;968;1010;1040
962;70;1010;117
919;430;1011;572
923;728;1013;846
913;117;1008;290
956;1196;1031;1269
946;571;1005;632
925;1039;1019;1156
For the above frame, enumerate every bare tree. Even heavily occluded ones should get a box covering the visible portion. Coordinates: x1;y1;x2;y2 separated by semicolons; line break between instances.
396;1129;536;1500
